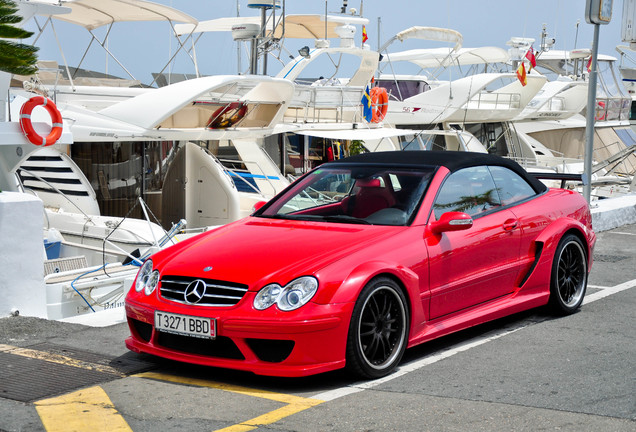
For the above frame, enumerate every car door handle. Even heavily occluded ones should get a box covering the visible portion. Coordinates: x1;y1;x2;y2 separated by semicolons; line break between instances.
503;219;518;231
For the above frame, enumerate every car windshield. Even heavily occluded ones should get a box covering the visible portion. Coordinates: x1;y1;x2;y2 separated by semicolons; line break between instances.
257;165;435;226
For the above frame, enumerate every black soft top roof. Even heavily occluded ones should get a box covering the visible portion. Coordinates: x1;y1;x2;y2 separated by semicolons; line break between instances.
327;150;547;192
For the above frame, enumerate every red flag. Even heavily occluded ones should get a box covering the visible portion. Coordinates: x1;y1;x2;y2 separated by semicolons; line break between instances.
525;48;536;71
516;63;527;86
362;25;368;43
587;55;593;73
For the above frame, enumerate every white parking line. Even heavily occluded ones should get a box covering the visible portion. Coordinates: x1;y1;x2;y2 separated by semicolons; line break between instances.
587;285;610;289
606;231;636;236
314;326;524;402
584;278;636;304
312;278;636;402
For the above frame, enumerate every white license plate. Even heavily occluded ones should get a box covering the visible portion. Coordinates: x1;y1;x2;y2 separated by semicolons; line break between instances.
154;311;216;339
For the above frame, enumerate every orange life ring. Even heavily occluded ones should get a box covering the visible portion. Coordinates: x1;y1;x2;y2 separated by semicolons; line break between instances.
207;102;247;129
370;87;388;123
19;96;63;146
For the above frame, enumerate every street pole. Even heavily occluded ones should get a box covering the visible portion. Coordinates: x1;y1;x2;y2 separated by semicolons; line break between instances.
583;23;600;204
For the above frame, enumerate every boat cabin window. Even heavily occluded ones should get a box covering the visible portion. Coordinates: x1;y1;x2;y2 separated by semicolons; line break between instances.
376;79;430;101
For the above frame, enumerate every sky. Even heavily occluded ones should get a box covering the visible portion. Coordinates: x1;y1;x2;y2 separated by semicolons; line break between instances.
23;0;633;86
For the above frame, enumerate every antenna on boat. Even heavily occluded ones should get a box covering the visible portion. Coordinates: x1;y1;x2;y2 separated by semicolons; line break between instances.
325;1;328;40
574;19;580;49
236;0;241;73
246;1;282;75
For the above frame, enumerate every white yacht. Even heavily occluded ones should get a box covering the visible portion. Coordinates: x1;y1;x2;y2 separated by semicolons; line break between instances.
2;73;173;322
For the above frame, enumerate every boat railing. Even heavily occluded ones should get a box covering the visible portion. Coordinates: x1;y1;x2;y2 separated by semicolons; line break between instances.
20;62;64;101
217;158;278;197
540;96;566;112
468;92;521;110
508;154;584;172
506;156;554;170
593;140;636;176
594;97;632;122
286;85;365;123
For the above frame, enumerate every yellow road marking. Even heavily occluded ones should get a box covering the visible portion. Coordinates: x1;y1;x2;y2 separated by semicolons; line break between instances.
137;372;324;432
0;344;123;376
35;386;132;432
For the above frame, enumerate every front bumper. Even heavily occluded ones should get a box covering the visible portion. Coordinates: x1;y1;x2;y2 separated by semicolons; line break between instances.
125;296;354;377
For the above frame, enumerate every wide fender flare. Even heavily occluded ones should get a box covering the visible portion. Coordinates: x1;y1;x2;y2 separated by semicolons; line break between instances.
533;217;593;268
315;260;421;312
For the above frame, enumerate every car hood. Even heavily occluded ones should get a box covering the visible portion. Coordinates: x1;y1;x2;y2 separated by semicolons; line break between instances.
156;217;399;288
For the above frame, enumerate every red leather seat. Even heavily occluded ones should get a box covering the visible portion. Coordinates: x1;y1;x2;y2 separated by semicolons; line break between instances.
350;178;396;218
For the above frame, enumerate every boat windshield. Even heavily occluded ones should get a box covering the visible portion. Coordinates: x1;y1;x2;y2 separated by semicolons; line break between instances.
256;165;435;226
376;79;430;101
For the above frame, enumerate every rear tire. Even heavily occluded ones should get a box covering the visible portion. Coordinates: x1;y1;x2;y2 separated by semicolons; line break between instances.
548;234;587;315
346;277;409;379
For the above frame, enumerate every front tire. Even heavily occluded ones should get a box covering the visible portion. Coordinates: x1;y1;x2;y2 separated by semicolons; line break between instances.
548;234;588;315
346;277;409;379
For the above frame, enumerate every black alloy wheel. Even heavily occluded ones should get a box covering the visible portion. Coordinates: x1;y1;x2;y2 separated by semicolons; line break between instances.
549;233;588;315
346;277;409;379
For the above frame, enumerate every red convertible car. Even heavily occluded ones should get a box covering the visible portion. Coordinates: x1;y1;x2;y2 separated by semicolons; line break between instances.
125;151;595;379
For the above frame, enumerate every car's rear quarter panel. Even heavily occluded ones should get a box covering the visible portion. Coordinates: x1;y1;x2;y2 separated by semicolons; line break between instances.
510;188;595;302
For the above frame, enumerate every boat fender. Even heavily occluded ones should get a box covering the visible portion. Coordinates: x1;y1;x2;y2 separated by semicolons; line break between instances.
207;102;248;129
19;96;64;146
370;87;388;123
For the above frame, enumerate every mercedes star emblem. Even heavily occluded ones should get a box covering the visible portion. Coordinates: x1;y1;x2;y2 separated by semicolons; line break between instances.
184;279;206;304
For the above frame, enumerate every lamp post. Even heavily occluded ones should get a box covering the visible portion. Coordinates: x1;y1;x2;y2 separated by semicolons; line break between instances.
583;0;613;203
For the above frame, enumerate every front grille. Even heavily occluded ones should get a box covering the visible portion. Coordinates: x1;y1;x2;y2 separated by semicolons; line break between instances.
160;276;248;307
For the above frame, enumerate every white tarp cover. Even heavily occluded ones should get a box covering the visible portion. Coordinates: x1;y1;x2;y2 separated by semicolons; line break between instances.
395;27;462;49
175;14;368;39
383;47;510;68
537;49;616;62
51;0;197;30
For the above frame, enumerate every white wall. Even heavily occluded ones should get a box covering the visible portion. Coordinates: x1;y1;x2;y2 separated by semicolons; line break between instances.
0;192;46;318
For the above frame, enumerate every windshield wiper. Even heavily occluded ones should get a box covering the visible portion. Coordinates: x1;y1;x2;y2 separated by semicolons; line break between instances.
257;214;370;224
256;214;322;222
254;214;290;220
319;215;371;225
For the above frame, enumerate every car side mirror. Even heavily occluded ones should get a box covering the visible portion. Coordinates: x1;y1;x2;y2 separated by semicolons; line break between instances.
252;201;267;212
429;211;473;234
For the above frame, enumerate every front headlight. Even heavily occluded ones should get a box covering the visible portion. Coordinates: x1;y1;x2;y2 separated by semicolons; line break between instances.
134;259;160;295
253;276;318;311
253;284;282;310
